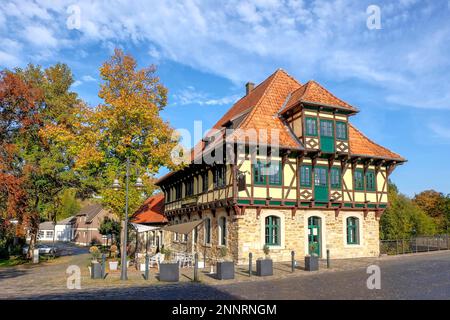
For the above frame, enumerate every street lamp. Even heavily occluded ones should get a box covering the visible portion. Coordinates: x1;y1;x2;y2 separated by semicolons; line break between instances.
112;156;144;280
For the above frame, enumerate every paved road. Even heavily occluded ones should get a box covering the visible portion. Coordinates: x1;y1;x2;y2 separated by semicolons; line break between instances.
0;248;449;299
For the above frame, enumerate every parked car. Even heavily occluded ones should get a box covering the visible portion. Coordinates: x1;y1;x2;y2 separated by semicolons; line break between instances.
22;244;58;256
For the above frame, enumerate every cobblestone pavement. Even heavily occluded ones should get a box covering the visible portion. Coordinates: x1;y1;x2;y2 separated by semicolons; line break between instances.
1;248;449;299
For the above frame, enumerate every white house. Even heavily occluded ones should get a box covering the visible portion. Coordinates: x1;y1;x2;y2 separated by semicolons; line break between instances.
55;216;76;242
37;216;75;242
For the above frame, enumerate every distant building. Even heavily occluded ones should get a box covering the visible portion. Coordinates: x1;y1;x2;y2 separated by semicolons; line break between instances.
37;216;76;242
73;204;116;246
131;193;167;251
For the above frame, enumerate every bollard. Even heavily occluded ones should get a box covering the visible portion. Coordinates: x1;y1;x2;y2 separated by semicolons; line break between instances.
291;251;295;272
194;253;199;282
101;254;106;278
145;254;150;280
326;249;330;269
249;252;252;277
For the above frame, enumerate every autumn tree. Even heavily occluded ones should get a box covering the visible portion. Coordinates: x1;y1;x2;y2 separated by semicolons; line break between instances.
12;64;84;257
0;71;42;242
67;49;179;219
413;190;450;234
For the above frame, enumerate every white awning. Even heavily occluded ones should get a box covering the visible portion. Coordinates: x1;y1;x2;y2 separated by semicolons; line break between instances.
161;219;204;235
130;223;161;233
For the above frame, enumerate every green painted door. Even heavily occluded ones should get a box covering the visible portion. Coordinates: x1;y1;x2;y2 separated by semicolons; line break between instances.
308;216;321;256
320;119;335;153
314;166;329;202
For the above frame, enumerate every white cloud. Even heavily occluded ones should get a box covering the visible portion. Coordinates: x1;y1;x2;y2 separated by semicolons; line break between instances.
23;25;57;48
173;86;239;106
71;80;82;87
2;0;450;109
81;75;96;82
429;122;450;140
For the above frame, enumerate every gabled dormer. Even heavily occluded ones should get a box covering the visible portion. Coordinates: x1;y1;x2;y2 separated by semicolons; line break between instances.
280;80;358;154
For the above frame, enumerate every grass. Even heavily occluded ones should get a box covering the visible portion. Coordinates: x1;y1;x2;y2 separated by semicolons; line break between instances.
0;255;29;267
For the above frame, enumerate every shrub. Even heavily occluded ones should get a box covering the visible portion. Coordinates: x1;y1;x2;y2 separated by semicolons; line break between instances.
89;246;100;261
263;244;270;257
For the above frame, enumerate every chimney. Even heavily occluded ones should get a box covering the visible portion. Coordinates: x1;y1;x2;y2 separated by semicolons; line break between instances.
245;82;255;95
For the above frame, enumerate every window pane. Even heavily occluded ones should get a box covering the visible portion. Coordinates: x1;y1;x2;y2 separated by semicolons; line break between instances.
268;161;281;185
306;118;317;136
300;166;311;187
336;122;347;140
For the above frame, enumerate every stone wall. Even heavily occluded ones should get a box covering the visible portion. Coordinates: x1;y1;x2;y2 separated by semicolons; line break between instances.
165;208;380;265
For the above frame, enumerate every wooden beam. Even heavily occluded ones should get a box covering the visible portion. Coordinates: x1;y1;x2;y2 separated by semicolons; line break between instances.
291;207;297;219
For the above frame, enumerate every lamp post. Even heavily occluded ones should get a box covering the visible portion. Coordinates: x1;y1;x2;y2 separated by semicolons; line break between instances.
112;156;144;281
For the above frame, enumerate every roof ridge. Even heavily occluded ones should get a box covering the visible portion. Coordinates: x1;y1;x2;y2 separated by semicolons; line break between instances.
349;123;404;160
239;69;288;129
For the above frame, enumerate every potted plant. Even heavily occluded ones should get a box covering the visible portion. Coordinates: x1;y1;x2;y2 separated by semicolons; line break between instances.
256;245;273;276
159;248;179;282
89;246;102;278
216;247;234;280
305;243;319;271
108;244;119;271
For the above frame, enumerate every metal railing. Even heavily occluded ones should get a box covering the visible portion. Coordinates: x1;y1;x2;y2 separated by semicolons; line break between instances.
380;235;450;255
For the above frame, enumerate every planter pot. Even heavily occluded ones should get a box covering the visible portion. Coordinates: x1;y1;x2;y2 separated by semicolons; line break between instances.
256;259;273;276
216;261;234;280
109;261;118;271
305;255;319;271
159;262;179;282
91;261;103;279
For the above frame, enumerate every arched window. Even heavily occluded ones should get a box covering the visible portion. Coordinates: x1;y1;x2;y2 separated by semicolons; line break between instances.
347;217;359;244
219;217;227;246
265;216;280;245
204;218;211;244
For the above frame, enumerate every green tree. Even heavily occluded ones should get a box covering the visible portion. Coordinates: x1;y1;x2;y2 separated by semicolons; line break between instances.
381;183;437;240
98;216;121;246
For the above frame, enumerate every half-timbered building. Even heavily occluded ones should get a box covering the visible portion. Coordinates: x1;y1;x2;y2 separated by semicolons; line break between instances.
156;69;406;263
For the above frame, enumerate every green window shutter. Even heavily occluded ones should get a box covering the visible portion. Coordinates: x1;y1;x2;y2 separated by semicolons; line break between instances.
305;117;318;136
265;216;280;245
336;121;348;140
354;169;364;191
330;167;341;189
346;217;359;244
365;170;376;191
300;165;312;187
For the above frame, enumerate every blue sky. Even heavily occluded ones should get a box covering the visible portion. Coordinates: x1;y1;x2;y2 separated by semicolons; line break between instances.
1;0;450;196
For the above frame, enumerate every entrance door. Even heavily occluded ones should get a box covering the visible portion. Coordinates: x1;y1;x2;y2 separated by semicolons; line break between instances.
314;166;329;202
320;119;335;153
308;216;321;256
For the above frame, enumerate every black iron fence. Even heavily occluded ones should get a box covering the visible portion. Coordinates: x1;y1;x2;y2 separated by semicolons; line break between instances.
380;235;450;255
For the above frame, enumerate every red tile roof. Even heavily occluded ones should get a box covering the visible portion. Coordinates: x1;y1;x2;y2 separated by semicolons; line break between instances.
282;80;358;113
131;193;167;224
349;124;405;161
157;70;405;184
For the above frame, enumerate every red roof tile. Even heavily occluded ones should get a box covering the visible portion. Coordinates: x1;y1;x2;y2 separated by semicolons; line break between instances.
282;80;358;113
131;193;167;224
349;124;405;161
